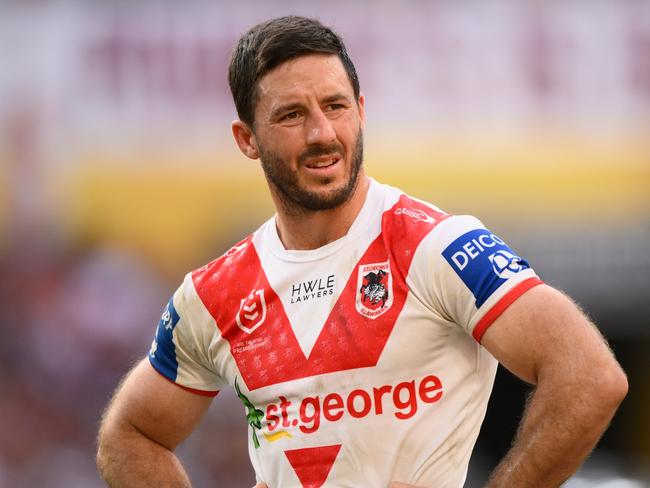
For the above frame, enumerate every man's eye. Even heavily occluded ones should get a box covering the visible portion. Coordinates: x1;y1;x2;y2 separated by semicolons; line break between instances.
282;111;299;121
327;104;345;111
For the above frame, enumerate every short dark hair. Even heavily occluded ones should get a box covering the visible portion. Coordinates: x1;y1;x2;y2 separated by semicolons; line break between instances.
228;16;361;128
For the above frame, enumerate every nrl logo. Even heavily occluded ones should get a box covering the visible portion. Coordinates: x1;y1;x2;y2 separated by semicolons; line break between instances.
356;261;393;319
236;289;267;334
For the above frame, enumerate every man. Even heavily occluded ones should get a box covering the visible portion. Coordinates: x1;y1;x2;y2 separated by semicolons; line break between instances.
96;16;627;488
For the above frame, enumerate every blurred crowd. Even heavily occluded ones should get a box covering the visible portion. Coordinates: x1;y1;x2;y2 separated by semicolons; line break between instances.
0;239;161;486
0;101;254;487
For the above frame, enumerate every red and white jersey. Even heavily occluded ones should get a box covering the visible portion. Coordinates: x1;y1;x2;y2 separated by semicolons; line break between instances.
148;179;543;488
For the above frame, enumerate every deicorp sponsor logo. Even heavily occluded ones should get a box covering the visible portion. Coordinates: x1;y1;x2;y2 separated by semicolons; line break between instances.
237;374;443;448
442;229;530;307
488;250;527;279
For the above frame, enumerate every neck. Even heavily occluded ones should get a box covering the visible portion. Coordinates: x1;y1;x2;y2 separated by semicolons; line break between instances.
273;173;370;250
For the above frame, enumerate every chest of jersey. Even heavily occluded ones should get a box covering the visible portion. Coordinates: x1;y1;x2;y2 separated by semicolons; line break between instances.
206;251;480;488
193;192;447;390
188;190;496;487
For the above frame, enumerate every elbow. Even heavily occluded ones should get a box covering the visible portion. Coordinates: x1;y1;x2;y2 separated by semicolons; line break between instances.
560;356;628;423
603;361;628;408
96;443;108;480
96;417;123;481
96;425;112;479
587;358;628;419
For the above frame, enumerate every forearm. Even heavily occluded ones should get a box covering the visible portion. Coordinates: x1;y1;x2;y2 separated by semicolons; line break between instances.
97;423;192;488
485;375;625;487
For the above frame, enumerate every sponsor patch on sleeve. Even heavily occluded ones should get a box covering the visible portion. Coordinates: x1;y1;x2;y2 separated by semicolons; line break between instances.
148;297;181;381
442;229;530;308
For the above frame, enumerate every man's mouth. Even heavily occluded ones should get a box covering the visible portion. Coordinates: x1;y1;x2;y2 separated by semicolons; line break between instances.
304;155;341;169
305;157;339;169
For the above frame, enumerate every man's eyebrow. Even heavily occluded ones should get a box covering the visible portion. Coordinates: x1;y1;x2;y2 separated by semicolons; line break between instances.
270;102;304;119
270;94;353;119
321;93;352;104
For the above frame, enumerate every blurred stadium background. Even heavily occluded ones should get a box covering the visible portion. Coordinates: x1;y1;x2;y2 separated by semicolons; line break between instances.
0;1;648;486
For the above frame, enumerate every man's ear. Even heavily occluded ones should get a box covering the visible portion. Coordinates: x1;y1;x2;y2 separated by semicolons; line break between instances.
357;93;366;129
232;120;259;159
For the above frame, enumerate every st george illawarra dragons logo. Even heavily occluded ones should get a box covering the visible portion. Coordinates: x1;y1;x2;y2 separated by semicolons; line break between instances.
356;261;393;319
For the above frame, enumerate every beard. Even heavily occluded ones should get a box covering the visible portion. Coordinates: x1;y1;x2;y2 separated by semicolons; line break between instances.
258;131;364;213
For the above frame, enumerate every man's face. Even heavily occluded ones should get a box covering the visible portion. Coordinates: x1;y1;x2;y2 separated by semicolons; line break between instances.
251;54;365;212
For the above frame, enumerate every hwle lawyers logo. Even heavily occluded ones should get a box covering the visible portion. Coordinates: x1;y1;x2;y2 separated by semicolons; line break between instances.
290;275;335;304
442;229;530;308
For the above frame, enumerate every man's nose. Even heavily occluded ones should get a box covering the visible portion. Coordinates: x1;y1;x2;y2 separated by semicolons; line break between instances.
305;109;336;146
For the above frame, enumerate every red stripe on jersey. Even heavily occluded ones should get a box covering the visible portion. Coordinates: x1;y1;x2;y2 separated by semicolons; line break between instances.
472;277;544;343
193;196;449;391
284;444;341;488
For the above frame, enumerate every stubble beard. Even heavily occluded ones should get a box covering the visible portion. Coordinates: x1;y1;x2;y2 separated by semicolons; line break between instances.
258;131;364;214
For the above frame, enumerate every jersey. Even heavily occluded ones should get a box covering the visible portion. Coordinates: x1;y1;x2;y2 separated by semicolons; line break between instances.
148;178;543;488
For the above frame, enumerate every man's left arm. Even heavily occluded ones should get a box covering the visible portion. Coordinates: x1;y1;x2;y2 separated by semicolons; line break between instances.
480;283;628;487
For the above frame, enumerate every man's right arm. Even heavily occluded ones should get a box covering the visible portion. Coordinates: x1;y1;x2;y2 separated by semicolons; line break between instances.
97;358;214;487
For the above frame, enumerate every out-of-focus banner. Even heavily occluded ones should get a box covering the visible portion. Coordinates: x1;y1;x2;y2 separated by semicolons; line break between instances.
0;0;648;311
1;1;649;136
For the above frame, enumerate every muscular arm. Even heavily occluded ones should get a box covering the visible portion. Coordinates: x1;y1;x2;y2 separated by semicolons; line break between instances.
481;284;628;487
96;359;213;487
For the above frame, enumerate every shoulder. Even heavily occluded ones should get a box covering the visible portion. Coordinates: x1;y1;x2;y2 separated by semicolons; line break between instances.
375;183;449;231
376;184;487;253
377;183;521;283
190;233;258;295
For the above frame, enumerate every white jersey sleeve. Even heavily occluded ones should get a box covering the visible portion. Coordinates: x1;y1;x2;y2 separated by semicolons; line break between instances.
411;214;543;342
148;273;225;396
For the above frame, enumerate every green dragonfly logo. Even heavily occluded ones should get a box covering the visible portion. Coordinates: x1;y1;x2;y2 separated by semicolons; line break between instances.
235;378;265;448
